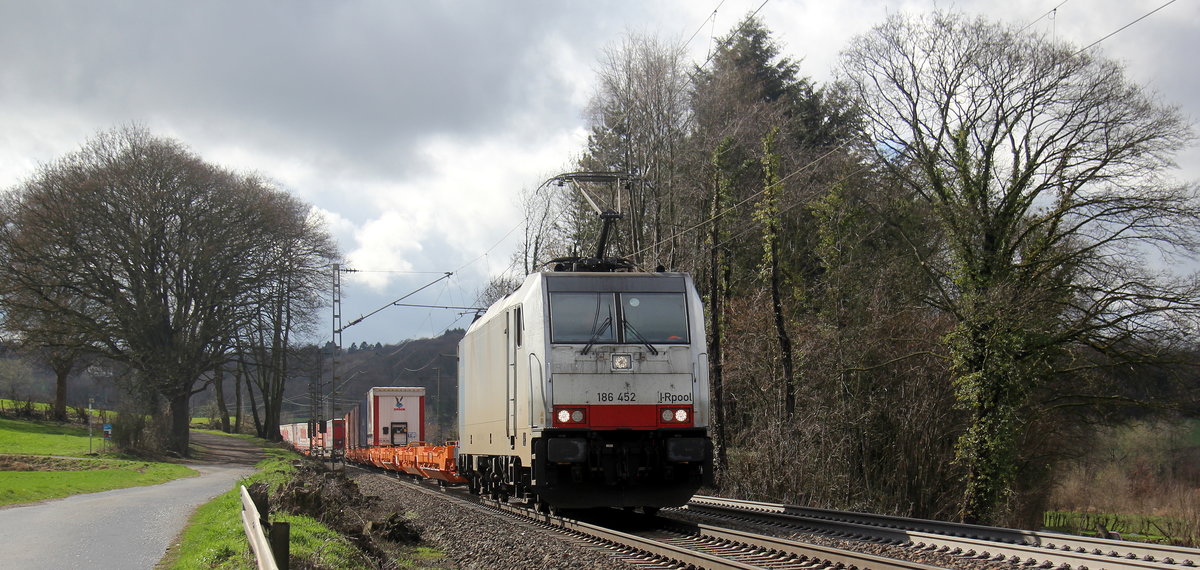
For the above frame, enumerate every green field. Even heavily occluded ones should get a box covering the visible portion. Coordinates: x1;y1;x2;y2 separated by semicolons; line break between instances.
0;417;107;456
0;399;51;414
0;399;109;419
0;416;194;506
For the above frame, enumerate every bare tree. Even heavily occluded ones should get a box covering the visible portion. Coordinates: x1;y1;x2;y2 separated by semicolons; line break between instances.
513;182;573;275
840;11;1200;524
235;195;337;440
0;125;335;455
579;33;692;268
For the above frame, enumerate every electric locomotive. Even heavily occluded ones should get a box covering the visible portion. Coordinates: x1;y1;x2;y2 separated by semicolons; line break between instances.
457;268;712;510
458;171;712;512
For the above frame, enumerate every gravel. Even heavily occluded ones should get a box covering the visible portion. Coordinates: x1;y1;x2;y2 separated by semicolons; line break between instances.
351;470;638;569
350;468;1025;569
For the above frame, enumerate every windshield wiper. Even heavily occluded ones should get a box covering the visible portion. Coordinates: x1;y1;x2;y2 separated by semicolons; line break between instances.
581;315;612;355
623;321;659;355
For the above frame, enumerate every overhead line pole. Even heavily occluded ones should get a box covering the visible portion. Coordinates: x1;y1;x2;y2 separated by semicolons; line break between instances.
329;263;352;466
328;268;452;464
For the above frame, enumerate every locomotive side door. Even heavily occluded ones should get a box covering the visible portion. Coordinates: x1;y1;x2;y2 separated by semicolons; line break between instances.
505;307;519;448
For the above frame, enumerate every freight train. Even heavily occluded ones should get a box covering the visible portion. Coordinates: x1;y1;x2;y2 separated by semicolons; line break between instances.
283;172;713;512
282;268;713;511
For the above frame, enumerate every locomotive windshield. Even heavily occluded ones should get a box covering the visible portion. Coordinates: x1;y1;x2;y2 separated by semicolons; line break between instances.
621;293;689;343
550;292;689;344
549;292;617;342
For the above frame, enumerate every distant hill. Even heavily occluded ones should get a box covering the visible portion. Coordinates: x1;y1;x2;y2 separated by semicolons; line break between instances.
273;329;465;441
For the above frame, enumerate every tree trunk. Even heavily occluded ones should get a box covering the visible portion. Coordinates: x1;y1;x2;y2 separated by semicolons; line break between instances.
213;364;231;433
168;391;192;457
53;367;68;422
234;366;243;434
952;309;1028;525
759;127;796;418
707;165;728;485
244;360;264;438
45;353;76;423
769;240;796;418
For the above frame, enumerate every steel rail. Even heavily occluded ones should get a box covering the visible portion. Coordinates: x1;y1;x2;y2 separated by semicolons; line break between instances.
484;498;946;569
686;523;943;569
687;495;1200;569
484;498;761;569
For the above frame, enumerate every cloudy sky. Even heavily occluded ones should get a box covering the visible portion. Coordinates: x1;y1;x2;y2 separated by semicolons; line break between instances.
2;0;1196;346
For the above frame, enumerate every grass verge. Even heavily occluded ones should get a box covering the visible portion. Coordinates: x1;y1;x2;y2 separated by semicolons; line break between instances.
165;447;374;569
0;456;196;506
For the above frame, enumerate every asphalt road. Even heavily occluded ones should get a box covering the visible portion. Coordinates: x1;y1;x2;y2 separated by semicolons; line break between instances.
0;432;262;569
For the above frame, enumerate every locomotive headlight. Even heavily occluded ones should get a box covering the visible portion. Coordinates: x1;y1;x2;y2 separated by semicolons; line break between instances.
554;407;587;426
661;409;673;422
674;409;689;423
611;353;632;370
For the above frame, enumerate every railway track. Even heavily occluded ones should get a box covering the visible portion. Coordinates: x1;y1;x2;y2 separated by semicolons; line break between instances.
349;463;1200;569
484;497;943;569
358;466;947;568
683;495;1200;569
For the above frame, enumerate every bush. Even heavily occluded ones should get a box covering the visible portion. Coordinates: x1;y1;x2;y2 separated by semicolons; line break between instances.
1047;419;1200;546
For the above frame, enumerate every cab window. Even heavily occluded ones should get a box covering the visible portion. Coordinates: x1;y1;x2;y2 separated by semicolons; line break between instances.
549;292;616;343
621;293;689;343
549;291;688;344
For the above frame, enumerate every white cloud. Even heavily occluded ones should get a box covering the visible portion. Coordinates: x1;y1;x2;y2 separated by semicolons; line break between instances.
346;211;423;290
336;125;585;292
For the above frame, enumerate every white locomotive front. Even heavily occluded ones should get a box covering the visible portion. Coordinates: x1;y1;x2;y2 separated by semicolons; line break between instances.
457;270;712;510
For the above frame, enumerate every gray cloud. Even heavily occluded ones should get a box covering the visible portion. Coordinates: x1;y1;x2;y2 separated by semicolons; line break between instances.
3;0;1195;346
1;2;604;177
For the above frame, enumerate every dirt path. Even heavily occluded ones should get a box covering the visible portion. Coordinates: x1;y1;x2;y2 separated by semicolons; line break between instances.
187;431;266;465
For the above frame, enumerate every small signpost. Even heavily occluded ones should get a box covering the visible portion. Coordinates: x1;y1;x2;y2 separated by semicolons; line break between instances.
88;398;94;454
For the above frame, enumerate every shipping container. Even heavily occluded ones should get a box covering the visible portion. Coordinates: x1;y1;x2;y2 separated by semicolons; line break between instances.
366;387;425;446
325;418;345;456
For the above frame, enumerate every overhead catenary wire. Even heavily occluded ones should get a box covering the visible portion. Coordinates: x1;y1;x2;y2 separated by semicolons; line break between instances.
337;272;453;333
697;0;771;70
338;269;450;274
1019;0;1071;33
452;219;524;274
1074;0;1179;55
685;0;727;48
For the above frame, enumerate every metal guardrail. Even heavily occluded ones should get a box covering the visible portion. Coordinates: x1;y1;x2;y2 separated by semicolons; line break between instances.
240;484;289;570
